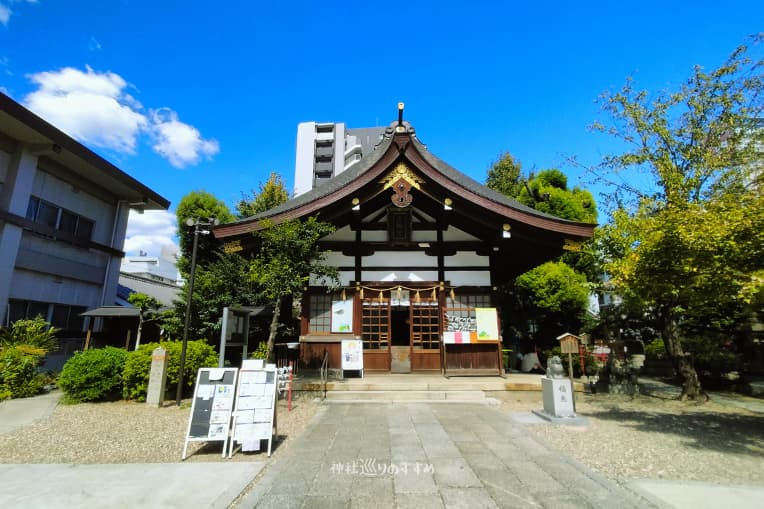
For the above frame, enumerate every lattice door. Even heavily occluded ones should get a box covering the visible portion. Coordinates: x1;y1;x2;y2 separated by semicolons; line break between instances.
361;297;390;350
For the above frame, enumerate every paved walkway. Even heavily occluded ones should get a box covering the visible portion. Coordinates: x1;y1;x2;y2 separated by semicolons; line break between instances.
238;402;656;508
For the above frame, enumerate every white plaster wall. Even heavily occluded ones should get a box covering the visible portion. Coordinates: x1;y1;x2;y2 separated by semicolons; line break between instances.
309;271;354;286
323;251;354;267
361;231;387;242
443;226;479;241
411;231;438;243
445;252;489;267
444;270;491;286
322;226;355;242
362;270;438;282
363;251;433;267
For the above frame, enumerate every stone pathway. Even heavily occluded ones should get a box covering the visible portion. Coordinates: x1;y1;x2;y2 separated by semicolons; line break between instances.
238;402;657;508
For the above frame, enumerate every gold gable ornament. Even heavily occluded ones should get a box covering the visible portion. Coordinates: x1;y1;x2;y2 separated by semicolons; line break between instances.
222;240;243;253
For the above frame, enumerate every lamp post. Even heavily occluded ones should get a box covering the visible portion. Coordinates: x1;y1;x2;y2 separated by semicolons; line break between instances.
176;217;219;406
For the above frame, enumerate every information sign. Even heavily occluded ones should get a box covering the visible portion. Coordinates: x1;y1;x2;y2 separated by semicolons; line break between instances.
181;367;238;460
228;363;277;457
341;339;364;375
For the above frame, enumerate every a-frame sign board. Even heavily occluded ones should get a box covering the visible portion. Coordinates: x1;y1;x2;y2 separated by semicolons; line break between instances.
181;367;238;460
228;361;278;457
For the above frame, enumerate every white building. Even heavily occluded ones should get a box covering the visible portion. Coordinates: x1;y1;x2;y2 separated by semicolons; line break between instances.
0;92;169;342
293;121;386;196
118;245;182;306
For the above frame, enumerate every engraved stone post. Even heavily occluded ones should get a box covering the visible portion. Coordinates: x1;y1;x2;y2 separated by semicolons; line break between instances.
146;347;168;407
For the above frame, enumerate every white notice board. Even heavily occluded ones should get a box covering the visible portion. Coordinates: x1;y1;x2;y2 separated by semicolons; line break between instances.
228;363;277;457
182;367;238;460
342;339;363;376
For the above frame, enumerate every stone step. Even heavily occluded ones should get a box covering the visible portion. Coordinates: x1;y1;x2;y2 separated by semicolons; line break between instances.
324;390;488;402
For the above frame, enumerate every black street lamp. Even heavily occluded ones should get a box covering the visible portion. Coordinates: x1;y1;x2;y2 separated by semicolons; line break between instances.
176;217;219;406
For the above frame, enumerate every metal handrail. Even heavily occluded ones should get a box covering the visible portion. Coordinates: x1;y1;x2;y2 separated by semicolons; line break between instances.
319;350;329;399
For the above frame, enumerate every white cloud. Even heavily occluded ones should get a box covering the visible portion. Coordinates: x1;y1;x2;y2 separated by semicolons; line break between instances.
22;66;219;168
24;66;147;153
149;108;220;168
88;36;102;51
124;209;178;257
0;5;11;25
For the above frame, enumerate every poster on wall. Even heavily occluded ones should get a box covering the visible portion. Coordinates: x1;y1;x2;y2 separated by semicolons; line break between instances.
474;308;499;340
331;299;353;333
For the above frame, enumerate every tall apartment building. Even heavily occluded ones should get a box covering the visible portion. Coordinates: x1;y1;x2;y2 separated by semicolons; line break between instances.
293;121;386;196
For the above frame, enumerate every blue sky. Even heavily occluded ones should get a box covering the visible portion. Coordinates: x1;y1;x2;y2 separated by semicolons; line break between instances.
1;1;761;256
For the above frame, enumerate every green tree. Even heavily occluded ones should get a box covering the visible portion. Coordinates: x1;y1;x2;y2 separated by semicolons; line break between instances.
517;169;598;224
236;172;290;218
486;152;526;198
249;217;338;362
175;190;234;273
594;35;763;400
0;317;58;352
513;261;592;345
127;292;162;350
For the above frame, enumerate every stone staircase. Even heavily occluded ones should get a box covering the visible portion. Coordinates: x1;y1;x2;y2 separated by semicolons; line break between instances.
323;389;491;403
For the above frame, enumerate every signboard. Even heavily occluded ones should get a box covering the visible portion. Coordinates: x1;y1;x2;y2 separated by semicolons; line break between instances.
559;335;579;354
182;367;238;460
341;339;364;375
331;299;353;333
474;308;499;341
442;331;478;344
228;363;277;457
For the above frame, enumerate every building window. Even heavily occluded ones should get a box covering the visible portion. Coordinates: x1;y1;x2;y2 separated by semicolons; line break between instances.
6;300;85;333
25;195;95;242
308;294;333;333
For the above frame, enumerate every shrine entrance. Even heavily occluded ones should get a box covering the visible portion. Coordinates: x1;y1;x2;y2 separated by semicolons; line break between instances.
360;288;441;373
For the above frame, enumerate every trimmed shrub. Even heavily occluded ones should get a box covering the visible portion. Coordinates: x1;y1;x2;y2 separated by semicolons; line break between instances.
122;340;217;401
0;345;47;400
58;347;128;403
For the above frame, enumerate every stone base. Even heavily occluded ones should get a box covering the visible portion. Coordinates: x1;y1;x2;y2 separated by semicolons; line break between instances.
541;377;576;417
531;409;589;426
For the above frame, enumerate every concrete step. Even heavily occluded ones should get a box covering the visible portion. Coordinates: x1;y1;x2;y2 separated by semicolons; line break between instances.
324;390;488;402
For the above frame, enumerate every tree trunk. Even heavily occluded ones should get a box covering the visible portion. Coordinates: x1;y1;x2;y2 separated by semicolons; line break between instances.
661;312;708;401
266;296;282;364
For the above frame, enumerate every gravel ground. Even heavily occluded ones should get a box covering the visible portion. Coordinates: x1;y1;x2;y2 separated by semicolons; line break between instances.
1;388;763;487
495;390;764;485
0;393;320;464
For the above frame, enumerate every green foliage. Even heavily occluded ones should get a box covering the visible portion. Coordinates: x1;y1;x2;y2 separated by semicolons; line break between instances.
593;36;764;398
122;340;217;401
517;169;598;223
250;216;338;361
250;342;268;360
511;261;591;345
127;292;161;313
175;190;234;273
644;338;666;360
0;346;47;400
236;172;290;218
58;347;128;403
486;152;526;198
164;251;259;341
0;317;59;352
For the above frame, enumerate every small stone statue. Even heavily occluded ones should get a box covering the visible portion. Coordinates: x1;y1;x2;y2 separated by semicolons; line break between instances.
546;356;565;379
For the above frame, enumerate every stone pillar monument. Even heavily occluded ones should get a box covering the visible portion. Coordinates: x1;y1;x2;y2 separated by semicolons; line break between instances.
146;347;169;407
